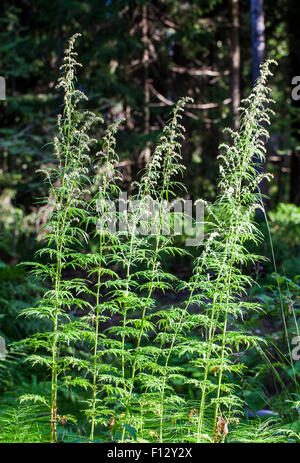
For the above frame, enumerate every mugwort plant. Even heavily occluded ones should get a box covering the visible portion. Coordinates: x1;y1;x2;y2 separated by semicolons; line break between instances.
15;35;289;443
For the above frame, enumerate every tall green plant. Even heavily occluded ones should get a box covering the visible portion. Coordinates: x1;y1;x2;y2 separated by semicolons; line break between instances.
145;60;277;443
17;36;284;443
83;119;124;441
19;34;101;442
102;98;192;441
184;60;276;442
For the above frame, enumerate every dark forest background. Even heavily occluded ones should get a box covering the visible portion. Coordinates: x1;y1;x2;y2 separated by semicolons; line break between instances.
1;0;300;269
1;1;300;439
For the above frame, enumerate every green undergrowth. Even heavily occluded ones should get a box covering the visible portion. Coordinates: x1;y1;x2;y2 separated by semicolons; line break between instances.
0;34;299;444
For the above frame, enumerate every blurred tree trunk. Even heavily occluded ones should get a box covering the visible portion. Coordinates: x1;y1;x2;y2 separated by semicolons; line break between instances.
57;2;63;69
251;0;267;204
251;0;265;83
288;0;300;205
140;3;151;165
57;1;64;110
228;0;240;130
